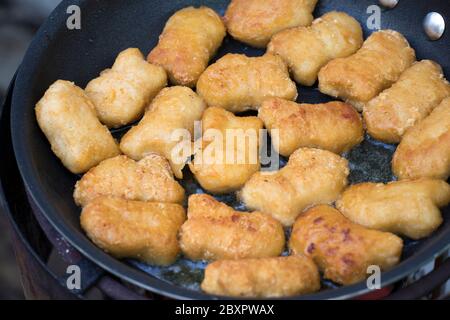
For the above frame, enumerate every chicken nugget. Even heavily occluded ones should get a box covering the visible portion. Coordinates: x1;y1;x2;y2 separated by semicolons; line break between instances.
35;80;120;174
268;11;363;86
289;205;403;285
240;148;349;226
318;30;416;111
224;0;318;48
196;53;298;113
392;97;450;180
147;6;226;87
80;196;185;266
74;154;185;207
364;60;450;143
85;48;167;128
120;86;206;178
259;98;363;156
201;255;320;297
189;107;263;194
179;194;285;261
336;179;450;239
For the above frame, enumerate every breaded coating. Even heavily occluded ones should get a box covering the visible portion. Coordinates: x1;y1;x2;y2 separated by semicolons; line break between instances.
392;97;450;180
240;148;349;226
35;80;120;174
363;60;450;143
289;205;403;285
80;196;185;266
85;48;167;128
196;54;298;113
201;255;320;297
318;30;416;111
259;98;363;156
74;154;185;207
268;11;363;86
336;179;450;239
224;0;318;48
147;6;226;87
179;194;285;261
120;86;206;178
189;107;263;194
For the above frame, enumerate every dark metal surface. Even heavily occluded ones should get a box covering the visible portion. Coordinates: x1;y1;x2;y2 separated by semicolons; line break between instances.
8;0;450;299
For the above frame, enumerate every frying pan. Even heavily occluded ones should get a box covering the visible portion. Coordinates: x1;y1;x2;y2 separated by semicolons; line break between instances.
9;0;450;299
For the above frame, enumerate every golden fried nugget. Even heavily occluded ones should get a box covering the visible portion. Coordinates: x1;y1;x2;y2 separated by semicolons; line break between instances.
120;86;206;178
289;205;403;285
74;154;184;207
35;80;120;174
336;179;450;239
201;255;320;297
179;194;285;261
318;30;416;111
259;98;363;156
268;11;363;86
147;6;226;87
224;0;318;48
363;60;450;143
393;97;450;180
240;148;349;226
85;48;167;128
196;53;298;113
80;196;185;266
189;107;263;194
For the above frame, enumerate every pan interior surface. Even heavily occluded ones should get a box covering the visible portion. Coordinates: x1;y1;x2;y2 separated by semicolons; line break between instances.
10;0;450;299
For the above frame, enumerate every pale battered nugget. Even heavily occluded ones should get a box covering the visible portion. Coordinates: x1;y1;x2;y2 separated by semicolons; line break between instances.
336;179;450;239
147;6;225;87
35;80;120;174
85;48;167;128
268;11;363;86
189;107;263;194
224;0;318;48
196;54;298;113
80;196;185;266
74;154;185;207
393;97;450;180
240;148;349;226
120;86;206;178
259;98;363;156
201;255;320;297
289;205;403;285
318;30;416;111
179;194;285;261
364;60;450;143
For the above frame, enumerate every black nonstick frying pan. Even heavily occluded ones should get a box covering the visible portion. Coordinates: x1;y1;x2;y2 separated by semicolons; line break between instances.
9;0;450;299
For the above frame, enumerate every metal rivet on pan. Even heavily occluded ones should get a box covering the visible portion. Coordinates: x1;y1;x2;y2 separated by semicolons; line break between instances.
379;0;398;9
423;12;445;40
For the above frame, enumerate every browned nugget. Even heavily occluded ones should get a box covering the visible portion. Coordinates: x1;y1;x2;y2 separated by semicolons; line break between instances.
224;0;318;48
147;6;226;87
196;53;298;113
318;30;416;111
336;179;450;239
240;148;349;226
80;196;185;266
201;255;320;297
393;97;450;180
73;154;185;207
259;98;363;156
268;11;363;86
35;80;120;174
85;48;167;128
179;194;285;261
364;60;450;143
289;205;403;285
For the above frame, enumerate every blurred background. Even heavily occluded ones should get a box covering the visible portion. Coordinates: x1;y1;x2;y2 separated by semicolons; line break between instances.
0;0;61;300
